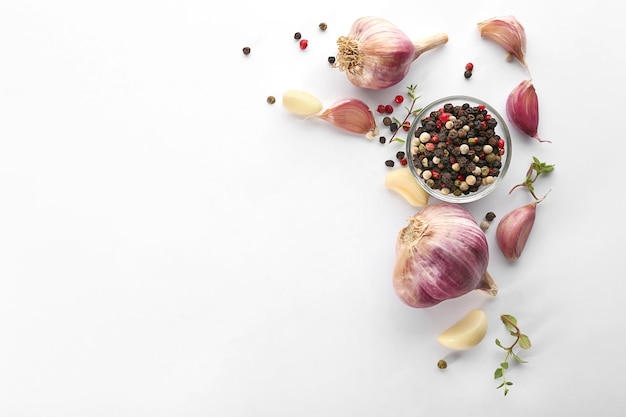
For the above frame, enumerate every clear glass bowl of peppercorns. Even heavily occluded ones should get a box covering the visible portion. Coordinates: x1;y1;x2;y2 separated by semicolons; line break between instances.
406;95;512;203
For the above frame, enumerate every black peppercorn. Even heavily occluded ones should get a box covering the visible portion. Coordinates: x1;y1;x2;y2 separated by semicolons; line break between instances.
385;160;395;167
327;56;335;64
486;211;496;222
294;32;302;40
242;46;251;55
382;116;392;126
319;22;328;31
266;96;276;104
389;122;398;132
396;151;405;160
379;136;387;144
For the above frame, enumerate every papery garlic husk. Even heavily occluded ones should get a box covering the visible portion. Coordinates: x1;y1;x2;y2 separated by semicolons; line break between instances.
477;16;528;70
506;79;550;143
496;201;539;260
393;202;497;308
335;16;448;90
314;98;379;139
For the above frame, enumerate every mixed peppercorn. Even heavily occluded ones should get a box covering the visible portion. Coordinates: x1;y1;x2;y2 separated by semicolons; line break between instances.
409;102;505;196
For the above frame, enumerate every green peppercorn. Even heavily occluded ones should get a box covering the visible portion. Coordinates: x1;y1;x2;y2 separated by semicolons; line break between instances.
437;359;447;369
242;46;251;55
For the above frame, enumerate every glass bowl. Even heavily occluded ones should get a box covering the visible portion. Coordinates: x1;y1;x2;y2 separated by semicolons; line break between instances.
405;95;512;203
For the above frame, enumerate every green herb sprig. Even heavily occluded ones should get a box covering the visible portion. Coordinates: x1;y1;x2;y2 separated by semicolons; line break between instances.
509;156;555;200
494;314;531;396
389;84;421;143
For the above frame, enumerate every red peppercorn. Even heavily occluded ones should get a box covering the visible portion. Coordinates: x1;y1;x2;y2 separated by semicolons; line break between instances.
385;104;393;114
299;39;308;50
431;133;439;143
465;62;474;71
431;170;441;179
477;105;486;111
377;104;386;113
399;157;408;166
402;122;410;131
394;95;404;104
438;112;450;123
498;138;505;149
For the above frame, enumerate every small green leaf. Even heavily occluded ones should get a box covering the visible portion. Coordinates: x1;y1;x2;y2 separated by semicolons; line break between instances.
501;314;517;330
496;382;504;389
494;368;503;379
512;352;528;364
394;138;405;143
519;334;532;349
495;338;503;348
506;381;513;386
500;362;509;369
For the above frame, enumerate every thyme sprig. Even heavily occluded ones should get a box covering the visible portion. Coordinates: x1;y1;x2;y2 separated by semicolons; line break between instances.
389;84;422;143
494;314;531;396
509;156;554;200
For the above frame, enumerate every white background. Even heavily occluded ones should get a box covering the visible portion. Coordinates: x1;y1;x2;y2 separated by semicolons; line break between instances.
1;1;624;416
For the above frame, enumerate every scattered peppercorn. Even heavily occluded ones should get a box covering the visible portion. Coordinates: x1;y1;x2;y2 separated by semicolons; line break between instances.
379;136;387;144
465;62;474;71
377;104;386;114
319;22;328;31
328;56;335;64
299;39;308;50
385;104;394;114
385;160;395;167
400;157;408;166
485;211;496;222
266;95;276;104
389;122;398;132
464;70;472;79
480;220;490;231
394;95;404;104
294;32;302;40
437;359;448;369
396;151;405;160
242;46;251;55
382;116;392;126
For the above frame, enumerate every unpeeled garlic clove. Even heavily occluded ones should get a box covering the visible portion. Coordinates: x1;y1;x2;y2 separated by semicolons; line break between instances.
315;98;379;139
495;201;539;260
477;16;528;70
282;89;323;116
384;167;429;207
437;309;488;350
506;80;550;143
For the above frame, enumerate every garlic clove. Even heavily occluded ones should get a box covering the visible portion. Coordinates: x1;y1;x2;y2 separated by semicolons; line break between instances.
506;79;551;143
437;309;488;350
384;167;429;207
335;16;448;90
282;89;323;116
495;201;538;260
477;16;528;70
315;98;379;139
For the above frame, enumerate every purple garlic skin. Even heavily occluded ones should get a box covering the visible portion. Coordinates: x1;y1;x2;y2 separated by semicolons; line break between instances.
506;79;551;143
496;202;537;260
393;202;497;308
335;16;448;90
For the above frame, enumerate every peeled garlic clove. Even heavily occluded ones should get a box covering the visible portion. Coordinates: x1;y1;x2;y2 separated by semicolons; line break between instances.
282;90;323;116
335;16;448;90
495;201;538;260
315;98;379;139
506;80;550;143
384;167;429;207
437;309;488;350
477;16;528;69
393;202;498;308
